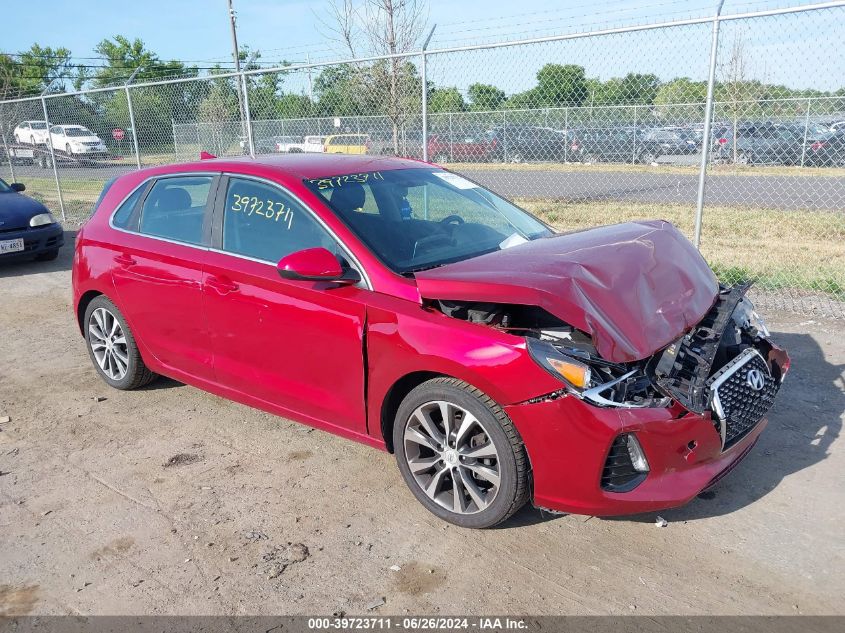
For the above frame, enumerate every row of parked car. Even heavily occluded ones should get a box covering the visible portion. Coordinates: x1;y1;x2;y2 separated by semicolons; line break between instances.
255;120;845;167
12;117;844;167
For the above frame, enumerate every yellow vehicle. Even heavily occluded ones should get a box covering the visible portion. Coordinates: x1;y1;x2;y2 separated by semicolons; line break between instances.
324;134;371;154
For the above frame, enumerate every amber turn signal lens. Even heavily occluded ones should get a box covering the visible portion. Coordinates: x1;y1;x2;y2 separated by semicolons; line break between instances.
548;357;591;388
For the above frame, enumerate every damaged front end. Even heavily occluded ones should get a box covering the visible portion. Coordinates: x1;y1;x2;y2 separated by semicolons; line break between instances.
434;283;789;452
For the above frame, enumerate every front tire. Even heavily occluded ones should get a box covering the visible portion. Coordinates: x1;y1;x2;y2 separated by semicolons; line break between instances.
84;296;157;390
393;377;530;528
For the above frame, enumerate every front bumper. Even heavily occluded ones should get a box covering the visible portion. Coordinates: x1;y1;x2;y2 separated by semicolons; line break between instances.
506;347;789;517
0;223;64;261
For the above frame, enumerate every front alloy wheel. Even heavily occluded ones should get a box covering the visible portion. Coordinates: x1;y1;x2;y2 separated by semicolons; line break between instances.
394;377;530;528
404;400;501;514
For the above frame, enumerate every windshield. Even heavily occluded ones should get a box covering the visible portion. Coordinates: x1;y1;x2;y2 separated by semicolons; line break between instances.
31;122;47;130
304;168;552;273
65;127;94;137
0;179;11;193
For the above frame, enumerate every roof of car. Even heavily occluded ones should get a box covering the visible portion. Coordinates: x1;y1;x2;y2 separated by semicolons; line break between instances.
135;152;430;181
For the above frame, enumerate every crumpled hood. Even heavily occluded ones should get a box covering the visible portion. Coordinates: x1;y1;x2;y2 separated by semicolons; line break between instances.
415;220;719;363
0;192;50;230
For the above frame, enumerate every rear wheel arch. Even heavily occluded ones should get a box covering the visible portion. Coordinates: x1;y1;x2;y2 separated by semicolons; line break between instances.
76;290;104;335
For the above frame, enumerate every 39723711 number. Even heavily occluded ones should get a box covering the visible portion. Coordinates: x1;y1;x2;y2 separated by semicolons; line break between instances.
229;193;294;229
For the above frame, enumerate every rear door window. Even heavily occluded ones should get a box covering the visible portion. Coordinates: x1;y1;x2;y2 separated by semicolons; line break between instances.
139;176;213;245
221;177;337;262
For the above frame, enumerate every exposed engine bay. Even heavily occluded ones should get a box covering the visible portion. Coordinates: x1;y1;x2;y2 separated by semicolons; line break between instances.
432;284;785;432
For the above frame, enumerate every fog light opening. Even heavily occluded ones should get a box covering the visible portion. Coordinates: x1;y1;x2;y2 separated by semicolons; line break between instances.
626;434;650;473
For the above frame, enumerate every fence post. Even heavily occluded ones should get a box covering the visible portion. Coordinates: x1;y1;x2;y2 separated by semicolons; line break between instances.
421;25;436;162
693;0;726;250
1;129;15;183
125;67;143;169
40;95;66;222
448;111;453;161
632;105;638;164
800;96;812;168
564;107;569;162
240;72;255;157
502;109;507;162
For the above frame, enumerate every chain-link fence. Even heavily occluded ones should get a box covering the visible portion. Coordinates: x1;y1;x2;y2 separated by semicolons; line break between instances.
1;1;843;316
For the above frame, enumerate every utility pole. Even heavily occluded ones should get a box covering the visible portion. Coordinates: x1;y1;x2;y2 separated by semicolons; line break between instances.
228;0;248;150
307;53;314;104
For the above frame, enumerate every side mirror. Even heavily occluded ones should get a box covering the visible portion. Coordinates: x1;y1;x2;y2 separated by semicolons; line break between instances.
276;247;360;284
10;183;25;192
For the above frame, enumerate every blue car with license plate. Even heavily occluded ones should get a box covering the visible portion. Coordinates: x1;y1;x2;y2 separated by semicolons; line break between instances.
0;178;63;262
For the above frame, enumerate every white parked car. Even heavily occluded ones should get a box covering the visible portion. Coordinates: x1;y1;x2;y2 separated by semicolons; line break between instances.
13;120;50;145
273;136;302;152
49;125;108;157
276;135;326;153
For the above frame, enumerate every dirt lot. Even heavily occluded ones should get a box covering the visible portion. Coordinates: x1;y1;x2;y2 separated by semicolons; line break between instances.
0;234;843;616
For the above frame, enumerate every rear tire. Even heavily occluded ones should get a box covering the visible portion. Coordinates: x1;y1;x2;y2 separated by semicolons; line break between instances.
393;377;530;528
83;296;157;390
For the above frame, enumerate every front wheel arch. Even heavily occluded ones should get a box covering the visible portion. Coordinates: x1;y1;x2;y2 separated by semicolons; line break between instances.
380;371;445;453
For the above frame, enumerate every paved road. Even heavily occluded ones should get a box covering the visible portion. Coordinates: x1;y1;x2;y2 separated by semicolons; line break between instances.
6;161;845;211
460;168;845;210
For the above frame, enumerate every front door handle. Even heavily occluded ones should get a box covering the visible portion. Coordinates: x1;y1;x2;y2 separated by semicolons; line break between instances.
206;275;239;294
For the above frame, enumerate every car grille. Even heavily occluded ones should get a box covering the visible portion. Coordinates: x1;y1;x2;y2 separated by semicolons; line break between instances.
708;349;780;450
600;434;646;493
83;141;102;147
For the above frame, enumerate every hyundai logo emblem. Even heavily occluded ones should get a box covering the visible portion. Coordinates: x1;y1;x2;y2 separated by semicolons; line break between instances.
746;369;766;391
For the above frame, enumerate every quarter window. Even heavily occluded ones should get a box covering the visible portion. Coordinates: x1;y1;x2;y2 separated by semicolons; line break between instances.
222;177;337;263
139;176;212;245
111;183;147;229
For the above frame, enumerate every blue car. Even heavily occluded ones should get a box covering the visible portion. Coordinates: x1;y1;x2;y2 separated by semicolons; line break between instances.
0;178;64;262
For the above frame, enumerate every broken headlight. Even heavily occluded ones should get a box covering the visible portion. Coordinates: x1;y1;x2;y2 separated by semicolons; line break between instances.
733;297;770;338
526;337;670;409
526;338;592;390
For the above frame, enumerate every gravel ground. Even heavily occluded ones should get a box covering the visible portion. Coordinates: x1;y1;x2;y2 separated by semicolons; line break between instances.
0;234;843;616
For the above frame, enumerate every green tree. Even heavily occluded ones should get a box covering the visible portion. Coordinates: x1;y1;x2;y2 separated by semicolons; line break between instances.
505;64;588;109
535;64;588;106
620;73;660;105
429;87;466;113
653;77;707;121
92;36;191;86
467;83;505;111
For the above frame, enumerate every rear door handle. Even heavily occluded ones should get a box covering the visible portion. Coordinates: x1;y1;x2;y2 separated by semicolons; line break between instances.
114;254;135;266
206;275;239;294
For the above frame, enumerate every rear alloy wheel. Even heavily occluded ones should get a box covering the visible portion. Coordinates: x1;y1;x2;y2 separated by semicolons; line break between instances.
434;153;449;164
84;296;157;390
510;152;524;164
639;151;657;164
393;377;530;528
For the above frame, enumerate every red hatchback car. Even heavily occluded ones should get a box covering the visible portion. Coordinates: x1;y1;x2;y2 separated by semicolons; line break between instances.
72;154;789;528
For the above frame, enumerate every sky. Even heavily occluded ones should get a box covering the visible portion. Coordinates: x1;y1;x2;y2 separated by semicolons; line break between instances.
3;0;842;94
